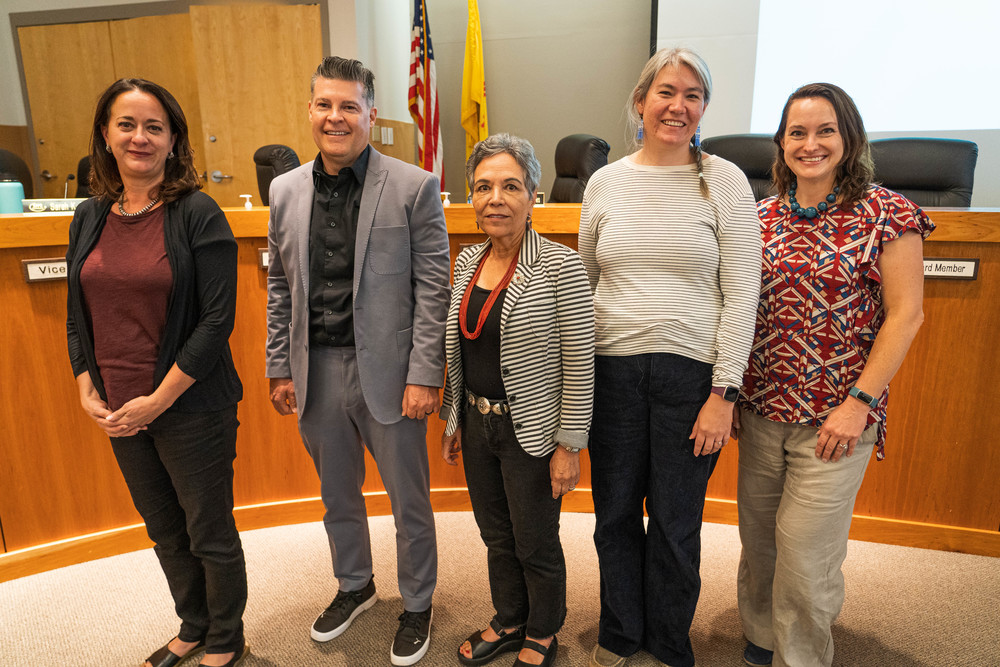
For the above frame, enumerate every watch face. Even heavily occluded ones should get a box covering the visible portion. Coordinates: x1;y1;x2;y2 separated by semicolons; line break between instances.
723;386;740;402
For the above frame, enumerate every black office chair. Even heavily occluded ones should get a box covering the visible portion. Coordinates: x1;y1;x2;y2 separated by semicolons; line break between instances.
869;138;978;207
75;156;92;198
549;134;610;203
0;148;34;198
700;134;776;202
253;144;301;205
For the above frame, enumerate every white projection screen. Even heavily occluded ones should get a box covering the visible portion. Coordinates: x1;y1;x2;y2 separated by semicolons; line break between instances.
749;0;1000;133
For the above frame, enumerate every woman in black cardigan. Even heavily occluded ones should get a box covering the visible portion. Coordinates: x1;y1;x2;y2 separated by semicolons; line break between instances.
66;78;246;667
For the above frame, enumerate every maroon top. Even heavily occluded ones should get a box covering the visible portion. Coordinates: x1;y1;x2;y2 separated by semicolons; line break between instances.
80;206;172;411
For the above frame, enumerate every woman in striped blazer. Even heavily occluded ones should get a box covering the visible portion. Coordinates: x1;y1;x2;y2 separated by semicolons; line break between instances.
441;133;594;667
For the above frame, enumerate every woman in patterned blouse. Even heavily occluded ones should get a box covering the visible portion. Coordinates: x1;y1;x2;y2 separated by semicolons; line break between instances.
735;83;934;667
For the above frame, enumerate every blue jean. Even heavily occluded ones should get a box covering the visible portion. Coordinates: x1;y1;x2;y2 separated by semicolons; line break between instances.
111;406;246;655
590;354;718;667
461;408;566;638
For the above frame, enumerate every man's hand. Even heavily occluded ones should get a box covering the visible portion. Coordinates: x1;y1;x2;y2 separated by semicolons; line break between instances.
402;384;441;420
269;377;297;415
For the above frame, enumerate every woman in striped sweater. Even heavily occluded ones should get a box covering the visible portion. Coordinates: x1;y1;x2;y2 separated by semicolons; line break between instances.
579;48;761;667
440;134;594;667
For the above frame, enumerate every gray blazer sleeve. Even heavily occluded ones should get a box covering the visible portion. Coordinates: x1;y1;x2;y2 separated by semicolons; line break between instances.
404;171;451;388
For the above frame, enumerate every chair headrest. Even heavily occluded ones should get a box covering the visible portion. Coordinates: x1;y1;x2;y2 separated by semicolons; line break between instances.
253;144;301;173
554;134;611;179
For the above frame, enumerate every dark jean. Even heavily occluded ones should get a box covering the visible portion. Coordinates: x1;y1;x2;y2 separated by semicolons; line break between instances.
461;407;566;638
590;354;718;667
111;406;246;654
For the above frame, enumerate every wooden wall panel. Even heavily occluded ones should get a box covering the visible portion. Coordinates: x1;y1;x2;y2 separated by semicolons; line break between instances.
189;4;322;207
1;208;997;558
18;22;116;199
107;14;207;194
852;240;1000;529
0;245;140;551
0;125;32;170
371;118;417;166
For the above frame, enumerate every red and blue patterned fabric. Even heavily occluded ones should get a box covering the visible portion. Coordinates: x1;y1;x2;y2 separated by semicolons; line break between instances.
742;185;934;459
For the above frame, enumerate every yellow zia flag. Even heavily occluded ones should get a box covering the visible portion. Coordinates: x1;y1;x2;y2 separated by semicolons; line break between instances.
461;0;488;193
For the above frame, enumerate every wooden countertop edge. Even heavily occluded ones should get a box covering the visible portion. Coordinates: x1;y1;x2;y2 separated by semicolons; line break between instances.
5;205;999;248
2;492;998;582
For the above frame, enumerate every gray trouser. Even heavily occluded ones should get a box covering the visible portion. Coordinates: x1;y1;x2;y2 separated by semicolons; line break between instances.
737;408;875;667
298;346;437;611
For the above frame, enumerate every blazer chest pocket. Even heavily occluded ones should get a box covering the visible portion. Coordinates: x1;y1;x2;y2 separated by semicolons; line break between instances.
368;225;410;275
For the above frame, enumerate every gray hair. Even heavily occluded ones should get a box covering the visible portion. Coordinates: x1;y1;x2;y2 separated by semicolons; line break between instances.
625;47;713;153
311;56;375;107
466;133;542;195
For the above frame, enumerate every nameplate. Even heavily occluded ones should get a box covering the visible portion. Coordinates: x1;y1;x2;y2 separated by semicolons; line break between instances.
923;258;978;280
259;248;269;270
22;258;67;282
23;198;87;213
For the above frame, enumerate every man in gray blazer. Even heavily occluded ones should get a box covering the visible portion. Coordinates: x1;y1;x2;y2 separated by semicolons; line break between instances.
265;56;450;666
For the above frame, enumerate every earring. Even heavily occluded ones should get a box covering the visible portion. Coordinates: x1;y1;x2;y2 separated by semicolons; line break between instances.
694;124;702;148
105;145;112;153
168;151;175;159
637;125;643;141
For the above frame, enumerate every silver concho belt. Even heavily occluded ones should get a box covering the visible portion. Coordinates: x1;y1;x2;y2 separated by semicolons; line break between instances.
466;389;510;415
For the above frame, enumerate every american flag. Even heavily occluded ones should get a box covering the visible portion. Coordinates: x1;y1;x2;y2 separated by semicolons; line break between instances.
408;0;443;186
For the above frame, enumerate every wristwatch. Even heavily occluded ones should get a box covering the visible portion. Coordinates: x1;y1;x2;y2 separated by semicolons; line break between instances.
560;444;582;454
848;386;878;408
711;386;740;403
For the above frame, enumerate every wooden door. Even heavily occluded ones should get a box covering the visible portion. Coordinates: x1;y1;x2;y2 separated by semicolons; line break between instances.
190;4;322;207
108;14;210;197
18;21;116;199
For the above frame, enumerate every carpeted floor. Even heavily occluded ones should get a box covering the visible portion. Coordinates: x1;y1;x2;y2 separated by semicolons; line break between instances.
1;512;997;666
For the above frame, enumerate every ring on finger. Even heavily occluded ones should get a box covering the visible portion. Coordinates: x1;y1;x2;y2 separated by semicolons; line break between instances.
838;443;848;450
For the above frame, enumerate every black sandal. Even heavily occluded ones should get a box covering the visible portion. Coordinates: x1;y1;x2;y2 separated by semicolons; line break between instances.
145;638;206;667
513;636;557;667
457;617;525;665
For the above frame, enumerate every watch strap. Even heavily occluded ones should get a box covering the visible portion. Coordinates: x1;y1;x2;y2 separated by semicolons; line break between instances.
711;386;740;403
848;386;878;408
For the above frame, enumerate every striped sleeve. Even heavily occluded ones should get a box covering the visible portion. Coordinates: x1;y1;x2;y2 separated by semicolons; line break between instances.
552;250;595;449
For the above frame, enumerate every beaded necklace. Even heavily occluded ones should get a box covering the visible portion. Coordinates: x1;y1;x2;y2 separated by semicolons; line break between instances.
788;184;839;220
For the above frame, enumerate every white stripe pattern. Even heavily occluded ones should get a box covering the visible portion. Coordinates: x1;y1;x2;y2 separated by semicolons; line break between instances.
578;154;761;387
442;228;595;456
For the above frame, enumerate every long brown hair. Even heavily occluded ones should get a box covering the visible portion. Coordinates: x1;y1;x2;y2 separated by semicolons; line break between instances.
771;82;873;205
88;78;201;203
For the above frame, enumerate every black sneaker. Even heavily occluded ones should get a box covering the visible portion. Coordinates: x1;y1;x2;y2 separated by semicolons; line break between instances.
310;577;378;642
390;605;432;666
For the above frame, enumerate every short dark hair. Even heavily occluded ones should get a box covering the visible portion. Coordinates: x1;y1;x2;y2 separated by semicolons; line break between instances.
89;78;200;203
772;82;874;205
466;133;542;195
311;56;375;107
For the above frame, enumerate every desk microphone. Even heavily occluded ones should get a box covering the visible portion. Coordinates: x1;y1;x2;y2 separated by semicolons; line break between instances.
63;173;75;199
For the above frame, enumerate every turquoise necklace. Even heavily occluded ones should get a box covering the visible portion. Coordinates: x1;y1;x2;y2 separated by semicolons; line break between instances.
788;183;839;220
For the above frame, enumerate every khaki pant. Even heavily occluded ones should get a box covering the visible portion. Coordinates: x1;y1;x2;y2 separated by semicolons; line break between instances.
736;409;876;667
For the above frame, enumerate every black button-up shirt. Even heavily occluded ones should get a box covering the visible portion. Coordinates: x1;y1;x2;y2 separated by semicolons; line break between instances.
308;147;369;347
